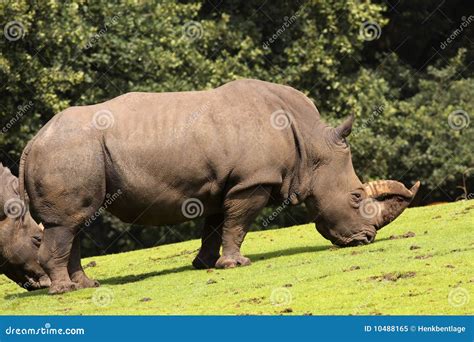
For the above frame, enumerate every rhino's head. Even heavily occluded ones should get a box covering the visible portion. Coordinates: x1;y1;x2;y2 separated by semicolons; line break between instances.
305;115;420;247
0;164;50;290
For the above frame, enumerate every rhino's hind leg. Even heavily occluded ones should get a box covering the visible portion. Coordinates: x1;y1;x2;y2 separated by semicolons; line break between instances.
68;236;100;289
29;141;106;294
192;214;224;269
215;185;270;269
38;224;78;294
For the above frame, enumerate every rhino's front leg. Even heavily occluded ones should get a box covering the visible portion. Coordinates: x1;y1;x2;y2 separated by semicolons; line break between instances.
215;185;270;269
192;214;224;269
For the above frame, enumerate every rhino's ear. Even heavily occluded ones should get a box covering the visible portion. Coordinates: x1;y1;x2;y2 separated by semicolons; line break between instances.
335;114;355;138
8;177;20;196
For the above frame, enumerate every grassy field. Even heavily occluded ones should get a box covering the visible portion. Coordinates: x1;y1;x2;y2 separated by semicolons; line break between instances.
1;200;473;315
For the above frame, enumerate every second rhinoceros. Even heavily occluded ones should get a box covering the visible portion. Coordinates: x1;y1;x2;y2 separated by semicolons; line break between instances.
0;164;50;290
19;79;419;294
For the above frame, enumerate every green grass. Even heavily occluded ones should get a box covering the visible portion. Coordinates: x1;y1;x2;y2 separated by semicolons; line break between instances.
1;200;473;315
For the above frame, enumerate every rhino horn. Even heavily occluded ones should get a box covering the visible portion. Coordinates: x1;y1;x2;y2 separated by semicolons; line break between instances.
363;180;420;229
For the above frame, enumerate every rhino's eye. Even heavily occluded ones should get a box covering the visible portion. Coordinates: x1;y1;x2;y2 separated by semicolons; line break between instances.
335;137;349;149
330;130;349;149
350;192;363;207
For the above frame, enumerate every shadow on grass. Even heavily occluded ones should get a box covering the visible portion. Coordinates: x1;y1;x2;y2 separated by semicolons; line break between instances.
4;288;49;300
247;244;331;261
101;265;193;286
100;244;331;286
4;244;332;299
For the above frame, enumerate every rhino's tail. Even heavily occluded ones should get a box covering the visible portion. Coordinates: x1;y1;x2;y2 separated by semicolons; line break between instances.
18;137;35;225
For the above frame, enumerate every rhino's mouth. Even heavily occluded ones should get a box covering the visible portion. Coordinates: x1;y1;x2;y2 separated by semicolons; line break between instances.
334;228;377;247
20;272;51;291
2;264;51;291
27;275;51;290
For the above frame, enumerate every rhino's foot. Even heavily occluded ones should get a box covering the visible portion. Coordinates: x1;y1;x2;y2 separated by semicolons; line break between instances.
72;275;100;290
215;255;251;269
192;254;220;269
48;281;78;295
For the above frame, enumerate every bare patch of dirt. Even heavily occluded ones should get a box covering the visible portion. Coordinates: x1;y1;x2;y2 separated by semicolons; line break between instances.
415;254;433;259
241;296;265;304
343;265;361;272
206;279;217;285
432;215;442;219
368;271;416;282
390;231;416;240
441;246;474;256
84;261;97;269
446;264;455;268
149;249;198;262
369;248;385;253
140;297;152;302
410;245;421;250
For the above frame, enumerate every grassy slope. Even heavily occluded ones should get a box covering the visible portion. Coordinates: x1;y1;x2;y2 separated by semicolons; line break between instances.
1;200;473;315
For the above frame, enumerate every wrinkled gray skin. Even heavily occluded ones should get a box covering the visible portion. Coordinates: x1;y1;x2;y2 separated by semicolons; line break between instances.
0;164;50;290
19;79;419;294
